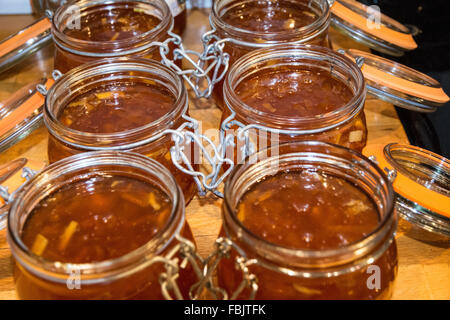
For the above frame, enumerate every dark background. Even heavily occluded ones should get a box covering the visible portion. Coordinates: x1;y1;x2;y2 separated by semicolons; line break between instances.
360;0;450;158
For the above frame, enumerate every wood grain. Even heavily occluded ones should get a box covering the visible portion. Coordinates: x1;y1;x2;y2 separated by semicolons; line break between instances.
0;10;448;300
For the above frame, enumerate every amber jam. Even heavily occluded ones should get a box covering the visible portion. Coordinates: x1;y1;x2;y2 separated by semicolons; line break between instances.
22;175;172;263
221;45;367;164
220;0;320;33
8;152;197;299
235;66;354;118
218;142;398;300
44;58;197;203
210;0;331;109
52;0;174;73
59;82;175;133
63;7;161;42
237;171;380;250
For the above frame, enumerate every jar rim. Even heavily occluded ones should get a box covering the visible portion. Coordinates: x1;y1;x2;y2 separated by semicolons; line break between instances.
223;44;366;132
52;0;173;56
44;57;188;151
211;0;330;45
7;151;185;284
223;141;396;273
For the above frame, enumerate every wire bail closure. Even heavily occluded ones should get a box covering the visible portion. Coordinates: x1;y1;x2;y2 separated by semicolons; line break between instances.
167;114;234;198
187;237;259;300
154;28;230;98
0;166;39;230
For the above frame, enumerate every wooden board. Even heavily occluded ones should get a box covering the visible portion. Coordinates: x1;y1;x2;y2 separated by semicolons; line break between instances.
0;10;448;300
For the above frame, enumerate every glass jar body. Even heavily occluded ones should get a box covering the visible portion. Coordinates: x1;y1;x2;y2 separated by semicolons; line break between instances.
14;223;196;299
44;58;198;203
8;152;198;300
220;106;368;164
47;128;198;204
53;44;164;74
211;0;332;109
221;45;368;165
217;230;397;300
217;142;398;300
51;0;174;73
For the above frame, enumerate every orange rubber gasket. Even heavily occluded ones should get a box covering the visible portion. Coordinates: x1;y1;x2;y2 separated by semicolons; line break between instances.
0;17;51;58
363;144;450;218
0;78;54;137
331;1;417;51
344;51;450;104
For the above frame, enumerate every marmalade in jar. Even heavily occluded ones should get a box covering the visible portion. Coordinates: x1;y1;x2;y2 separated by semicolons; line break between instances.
217;169;398;300
211;0;331;108
64;7;161;43
221;45;368;164
47;79;197;203
53;1;176;73
15;173;197;299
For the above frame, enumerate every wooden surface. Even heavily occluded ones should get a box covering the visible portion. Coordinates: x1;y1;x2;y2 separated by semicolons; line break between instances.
0;10;448;300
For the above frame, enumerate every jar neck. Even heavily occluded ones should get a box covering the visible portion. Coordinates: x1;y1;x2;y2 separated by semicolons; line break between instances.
223;45;366;133
7;151;185;284
211;0;330;47
222;141;397;277
52;0;173;57
44;58;188;151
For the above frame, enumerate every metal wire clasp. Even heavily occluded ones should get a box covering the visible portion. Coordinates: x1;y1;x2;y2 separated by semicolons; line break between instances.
0;166;39;230
157;234;205;300
155;28;230;98
188;237;259;300
168;114;234;198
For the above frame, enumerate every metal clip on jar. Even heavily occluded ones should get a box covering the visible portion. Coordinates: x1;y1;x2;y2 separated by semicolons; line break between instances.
205;0;332;109
43;58;233;201
211;141;398;300
6;151;204;299
220;44;367;167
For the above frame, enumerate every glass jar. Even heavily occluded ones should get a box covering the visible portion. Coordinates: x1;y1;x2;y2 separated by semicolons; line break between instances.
7;151;197;299
218;141;398;300
44;58;198;203
52;0;175;73
210;0;331;109
33;0;186;35
221;44;367;164
166;0;187;35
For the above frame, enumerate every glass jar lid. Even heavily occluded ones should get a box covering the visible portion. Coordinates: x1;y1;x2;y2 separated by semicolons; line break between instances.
343;49;449;113
329;0;417;57
364;143;450;237
0;17;52;73
0;78;54;152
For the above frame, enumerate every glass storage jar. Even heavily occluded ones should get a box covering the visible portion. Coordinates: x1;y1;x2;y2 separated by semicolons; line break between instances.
221;44;367;164
7;151;197;299
52;0;176;73
44;58;198;203
210;0;332;109
33;0;186;35
217;141;398;300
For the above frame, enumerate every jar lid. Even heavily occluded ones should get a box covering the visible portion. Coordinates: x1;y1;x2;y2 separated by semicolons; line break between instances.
0;17;52;73
0;78;54;152
342;49;449;112
363;143;450;237
330;0;417;57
